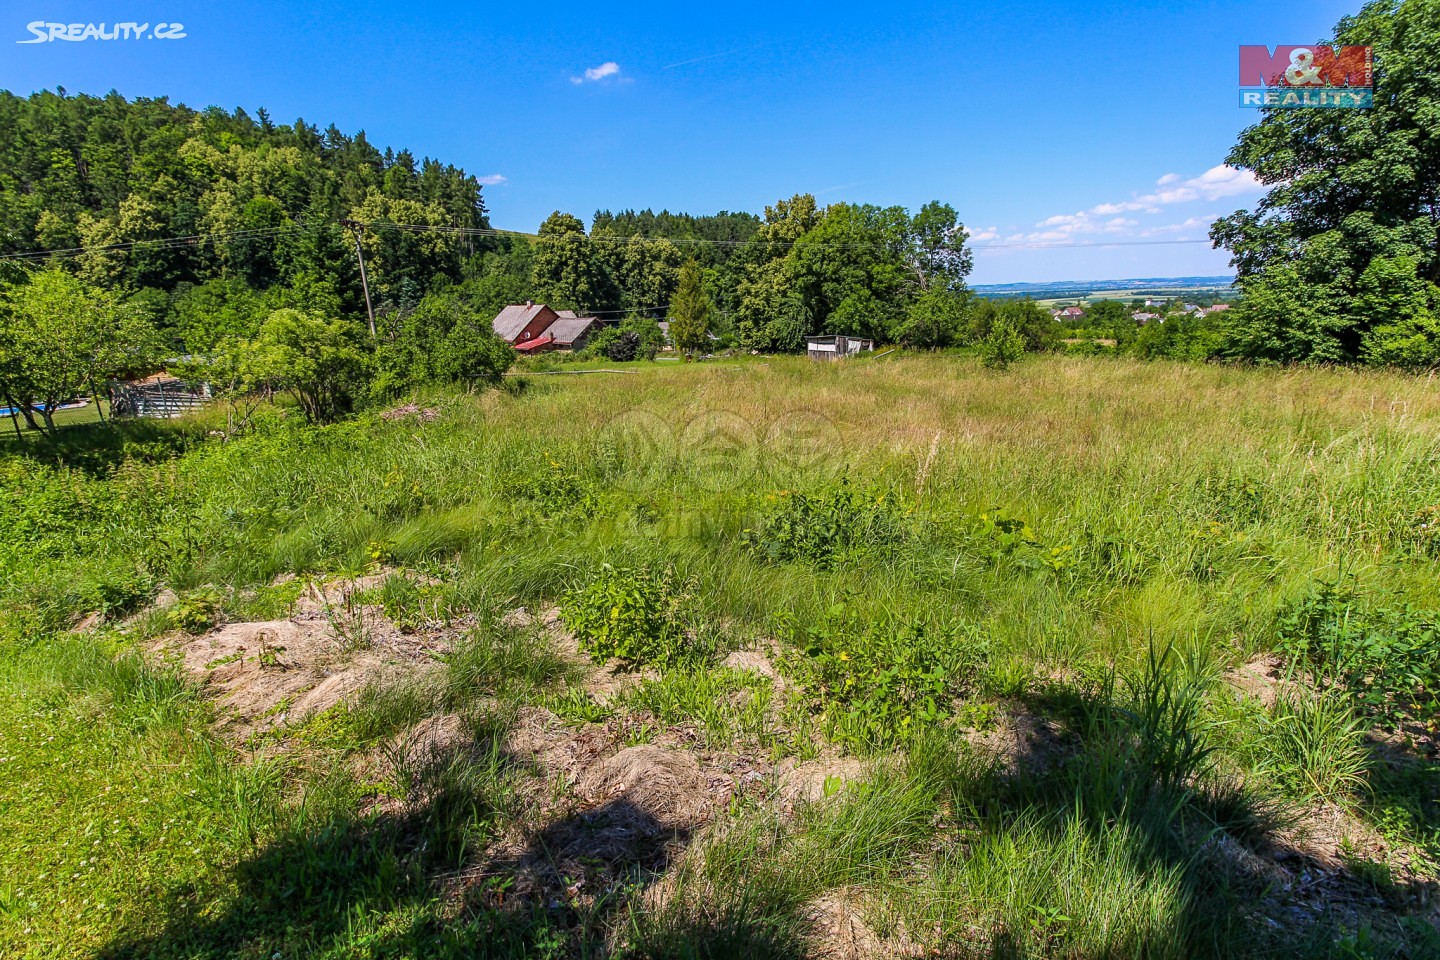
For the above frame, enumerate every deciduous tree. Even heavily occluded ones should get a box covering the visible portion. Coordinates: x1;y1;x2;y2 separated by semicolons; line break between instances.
0;269;157;436
1212;0;1440;363
251;308;368;424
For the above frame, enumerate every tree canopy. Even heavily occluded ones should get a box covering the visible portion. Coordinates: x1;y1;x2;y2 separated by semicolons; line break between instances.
0;269;156;435
1211;0;1440;366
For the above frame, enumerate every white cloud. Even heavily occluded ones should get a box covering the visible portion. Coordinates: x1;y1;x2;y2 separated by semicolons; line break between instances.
477;173;507;186
571;61;621;84
1137;214;1220;238
1181;164;1262;200
1001;166;1262;246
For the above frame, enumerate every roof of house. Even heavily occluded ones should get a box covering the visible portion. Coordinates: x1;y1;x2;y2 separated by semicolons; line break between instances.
492;303;551;341
512;335;555;353
546;315;600;345
126;372;184;387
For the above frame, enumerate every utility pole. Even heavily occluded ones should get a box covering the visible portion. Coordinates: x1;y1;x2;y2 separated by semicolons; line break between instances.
340;218;377;337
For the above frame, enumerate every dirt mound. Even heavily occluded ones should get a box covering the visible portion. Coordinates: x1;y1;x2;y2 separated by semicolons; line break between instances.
397;713;472;762
721;648;790;692
579;745;710;830
806;889;916;959
533;607;650;702
968;705;1069;777
158;574;450;740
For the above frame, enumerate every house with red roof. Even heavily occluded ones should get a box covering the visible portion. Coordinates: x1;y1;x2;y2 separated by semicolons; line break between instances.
491;302;604;353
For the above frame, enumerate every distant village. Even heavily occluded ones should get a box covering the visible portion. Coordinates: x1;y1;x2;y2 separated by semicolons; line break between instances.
1049;299;1232;326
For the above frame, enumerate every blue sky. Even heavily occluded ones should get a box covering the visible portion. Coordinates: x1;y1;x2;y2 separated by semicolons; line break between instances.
2;0;1356;283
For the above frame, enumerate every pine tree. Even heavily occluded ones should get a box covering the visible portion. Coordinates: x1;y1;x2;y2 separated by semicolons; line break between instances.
669;260;711;359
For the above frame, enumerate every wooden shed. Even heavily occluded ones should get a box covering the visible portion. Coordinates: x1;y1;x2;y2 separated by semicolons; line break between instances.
806;335;875;360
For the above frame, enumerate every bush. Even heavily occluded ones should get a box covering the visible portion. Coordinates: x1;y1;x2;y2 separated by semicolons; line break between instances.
604;330;642;362
170;588;223;634
81;568;155;618
559;564;697;667
742;481;905;569
1275;583;1440;727
979;317;1026;370
964;298;1058;353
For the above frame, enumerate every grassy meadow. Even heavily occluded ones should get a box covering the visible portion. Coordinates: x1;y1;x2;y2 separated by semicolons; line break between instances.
2;352;1438;958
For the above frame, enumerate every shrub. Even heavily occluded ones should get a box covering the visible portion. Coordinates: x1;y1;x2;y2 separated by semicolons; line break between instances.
501;458;597;511
967;507;1076;575
559;564;697;667
82;568;155;618
742;481;905;569
1275;583;1440;727
778;605;990;750
979;317;1026;370
604;330;642;362
170;588;223;634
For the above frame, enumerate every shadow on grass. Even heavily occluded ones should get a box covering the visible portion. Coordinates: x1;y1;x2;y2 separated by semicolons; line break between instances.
0;417;203;474
94;730;798;960
988;676;1440;959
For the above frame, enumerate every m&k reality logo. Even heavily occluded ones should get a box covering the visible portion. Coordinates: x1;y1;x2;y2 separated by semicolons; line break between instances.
1238;45;1373;108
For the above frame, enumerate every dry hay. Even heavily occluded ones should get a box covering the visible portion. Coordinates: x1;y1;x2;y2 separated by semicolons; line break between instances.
721;648;778;677
577;745;711;831
394;712;473;764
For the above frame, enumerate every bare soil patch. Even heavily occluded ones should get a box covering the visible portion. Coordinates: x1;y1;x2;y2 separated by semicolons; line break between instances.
155;573;452;740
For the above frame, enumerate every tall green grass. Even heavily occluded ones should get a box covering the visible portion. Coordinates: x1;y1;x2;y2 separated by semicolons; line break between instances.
5;354;1440;956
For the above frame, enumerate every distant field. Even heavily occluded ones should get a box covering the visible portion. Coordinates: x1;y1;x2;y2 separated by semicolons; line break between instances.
1033;286;1238;307
2;353;1437;959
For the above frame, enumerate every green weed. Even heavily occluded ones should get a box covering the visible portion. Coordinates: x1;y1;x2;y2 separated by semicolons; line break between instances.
1261;690;1370;803
778;603;990;750
741;480;905;569
559;564;702;668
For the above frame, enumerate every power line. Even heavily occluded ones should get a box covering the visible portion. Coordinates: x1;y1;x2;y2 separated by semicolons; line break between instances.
366;220;1217;252
972;237;1215;250
0;223;316;262
0;219;1218;265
